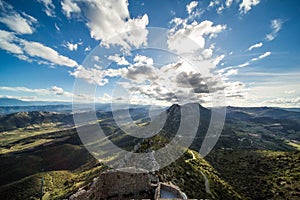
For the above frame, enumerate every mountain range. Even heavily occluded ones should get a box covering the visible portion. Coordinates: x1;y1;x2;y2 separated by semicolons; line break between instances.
0;102;299;199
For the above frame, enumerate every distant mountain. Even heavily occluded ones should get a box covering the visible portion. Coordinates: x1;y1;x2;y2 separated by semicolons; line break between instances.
283;108;300;112
226;106;300;120
0;111;74;131
0;105;73;115
222;106;300;151
0;97;71;107
0;98;30;106
0;99;165;115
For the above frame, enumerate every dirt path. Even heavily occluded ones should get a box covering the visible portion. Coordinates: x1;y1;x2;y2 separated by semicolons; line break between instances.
189;151;214;198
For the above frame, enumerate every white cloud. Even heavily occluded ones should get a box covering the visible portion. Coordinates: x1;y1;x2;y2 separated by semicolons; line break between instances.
202;48;213;59
271;19;283;33
249;81;299;94
224;69;238;76
218;62;249;75
0;2;37;35
84;46;91;51
0;86;78;102
266;33;275;42
0;95;38;101
72;54;156;86
93;56;100;62
213;0;234;15
61;0;81;18
71;50;239;106
226;74;300;107
125;55;157;82
284;90;296;94
170;17;185;27
186;1;198;14
216;4;225;14
61;0;149;50
0;86;49;94
0;29;78;67
239;0;260;14
65;42;78;51
248;42;263;51
0;30;23;54
251;51;271;61
264;97;300;106
0;15;35;34
71;54;214;103
213;54;225;65
225;0;233;7
208;0;220;8
108;54;130;66
70;65;126;86
133;54;153;66
238;62;250;68
265;19;283;41
220;51;271;75
51;86;64;95
16;54;31;62
236;71;300;78
224;81;246;99
111;58;226;104
93;64;102;69
71;54;156;86
51;86;73;97
0;85;72;97
168;20;226;54
54;23;60;31
37;0;55;17
21;40;78;67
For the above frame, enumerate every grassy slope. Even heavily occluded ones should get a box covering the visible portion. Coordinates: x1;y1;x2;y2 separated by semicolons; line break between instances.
0;132;108;200
158;149;242;199
206;149;300;200
0;166;106;200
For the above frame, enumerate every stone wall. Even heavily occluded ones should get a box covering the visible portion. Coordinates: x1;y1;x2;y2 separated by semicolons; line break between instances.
69;168;158;200
154;182;188;200
69;167;187;200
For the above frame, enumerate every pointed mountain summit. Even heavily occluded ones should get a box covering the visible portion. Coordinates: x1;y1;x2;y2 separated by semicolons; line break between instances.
166;103;208;114
162;103;213;150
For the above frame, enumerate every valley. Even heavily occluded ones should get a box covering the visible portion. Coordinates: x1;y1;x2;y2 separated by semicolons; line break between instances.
0;103;299;199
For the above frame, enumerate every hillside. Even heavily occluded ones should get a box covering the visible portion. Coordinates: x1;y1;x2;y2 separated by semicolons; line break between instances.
0;127;241;199
158;149;242;199
0;103;299;199
206;149;300;199
0;111;74;131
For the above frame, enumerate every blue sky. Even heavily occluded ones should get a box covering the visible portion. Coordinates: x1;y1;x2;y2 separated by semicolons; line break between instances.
0;0;299;107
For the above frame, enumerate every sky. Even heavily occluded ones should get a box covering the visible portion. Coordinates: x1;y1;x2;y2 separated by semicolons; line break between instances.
0;0;300;107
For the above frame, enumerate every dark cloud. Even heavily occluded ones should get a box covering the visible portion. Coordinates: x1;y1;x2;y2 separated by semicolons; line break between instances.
176;71;224;94
125;64;157;82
